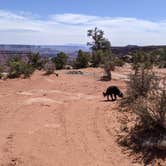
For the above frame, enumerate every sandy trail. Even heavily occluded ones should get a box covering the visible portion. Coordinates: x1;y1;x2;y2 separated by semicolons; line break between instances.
0;67;143;166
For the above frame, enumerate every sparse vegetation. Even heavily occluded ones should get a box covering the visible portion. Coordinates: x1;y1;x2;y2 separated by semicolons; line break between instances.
87;27;115;81
135;87;166;131
132;51;153;74
121;69;158;109
87;27;113;68
119;49;166;164
118;84;166;165
114;56;125;67
44;60;56;75
52;52;68;70
0;65;3;79
7;55;34;78
73;49;90;69
157;48;166;68
100;61;114;81
27;52;44;70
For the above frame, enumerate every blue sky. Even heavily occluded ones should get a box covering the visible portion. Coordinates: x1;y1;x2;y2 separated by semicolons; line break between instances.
0;0;166;45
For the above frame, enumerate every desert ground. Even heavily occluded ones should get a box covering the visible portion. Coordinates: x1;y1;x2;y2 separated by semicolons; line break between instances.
0;65;165;166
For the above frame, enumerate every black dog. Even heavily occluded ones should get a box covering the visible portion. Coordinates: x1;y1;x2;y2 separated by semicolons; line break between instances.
103;86;123;101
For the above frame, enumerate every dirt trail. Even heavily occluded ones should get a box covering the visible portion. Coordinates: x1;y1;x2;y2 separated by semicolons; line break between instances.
0;67;142;166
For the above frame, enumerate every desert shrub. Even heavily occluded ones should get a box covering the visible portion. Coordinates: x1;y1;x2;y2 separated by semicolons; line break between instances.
27;52;43;70
0;65;3;79
21;64;35;78
8;58;34;79
74;50;90;69
114;57;125;67
129;70;157;98
124;88;166;164
120;68;158;109
118;71;166;164
151;48;166;68
135;89;166;130
132;51;153;74
90;50;102;67
121;50;159;109
52;52;68;70
158;50;166;68
44;61;56;75
100;61;114;81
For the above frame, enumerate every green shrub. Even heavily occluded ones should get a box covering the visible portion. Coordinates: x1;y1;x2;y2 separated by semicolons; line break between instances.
52;52;68;70
121;68;158;109
119;69;166;164
21;63;35;78
152;48;166;68
132;51;153;74
74;50;90;69
130;70;156;97
27;52;43;70
114;57;125;67
8;58;34;79
0;65;3;79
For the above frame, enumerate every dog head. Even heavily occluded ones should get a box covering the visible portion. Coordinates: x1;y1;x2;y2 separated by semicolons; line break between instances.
103;92;107;97
118;91;124;98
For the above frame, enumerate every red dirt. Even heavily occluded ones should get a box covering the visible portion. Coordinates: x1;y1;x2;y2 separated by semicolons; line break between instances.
0;65;164;166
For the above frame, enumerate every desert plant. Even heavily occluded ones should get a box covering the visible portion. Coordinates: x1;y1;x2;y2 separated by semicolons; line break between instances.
121;68;158;109
21;63;35;78
0;65;3;79
132;51;153;74
91;50;102;67
87;27;112;67
118;79;166;165
114;57;125;67
87;27;115;81
130;70;157;97
135;84;166;130
52;52;68;70
8;57;34;78
74;50;90;69
100;61;114;81
128;86;166;153
158;49;166;68
44;60;56;75
27;52;43;70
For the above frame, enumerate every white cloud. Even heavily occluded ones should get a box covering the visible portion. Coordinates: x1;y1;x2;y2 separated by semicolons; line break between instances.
50;13;99;25
0;10;25;20
0;10;166;46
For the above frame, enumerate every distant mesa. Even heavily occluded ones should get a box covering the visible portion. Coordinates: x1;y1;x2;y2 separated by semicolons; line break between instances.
0;44;166;60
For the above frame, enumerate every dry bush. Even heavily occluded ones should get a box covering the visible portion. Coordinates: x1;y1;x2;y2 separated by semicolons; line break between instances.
120;68;158;110
114;57;125;67
135;89;166;130
118;75;166;165
100;61;114;81
127;89;166;165
43;61;56;75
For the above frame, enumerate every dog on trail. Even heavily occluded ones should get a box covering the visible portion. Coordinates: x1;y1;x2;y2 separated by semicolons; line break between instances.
103;86;123;101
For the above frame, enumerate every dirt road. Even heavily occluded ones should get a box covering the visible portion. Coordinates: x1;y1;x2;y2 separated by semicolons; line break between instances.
0;67;140;166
